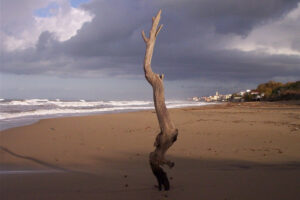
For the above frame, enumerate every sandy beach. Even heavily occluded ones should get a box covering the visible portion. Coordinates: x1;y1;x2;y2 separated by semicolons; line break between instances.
1;102;300;200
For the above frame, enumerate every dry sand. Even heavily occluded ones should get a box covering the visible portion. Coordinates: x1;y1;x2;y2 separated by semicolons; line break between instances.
1;102;300;200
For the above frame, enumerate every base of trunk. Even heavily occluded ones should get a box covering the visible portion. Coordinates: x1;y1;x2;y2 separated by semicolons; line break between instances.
150;161;170;191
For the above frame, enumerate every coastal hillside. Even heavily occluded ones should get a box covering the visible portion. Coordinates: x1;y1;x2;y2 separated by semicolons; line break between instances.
257;81;300;101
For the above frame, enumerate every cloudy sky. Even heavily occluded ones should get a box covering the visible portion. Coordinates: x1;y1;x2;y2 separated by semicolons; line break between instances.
1;0;300;100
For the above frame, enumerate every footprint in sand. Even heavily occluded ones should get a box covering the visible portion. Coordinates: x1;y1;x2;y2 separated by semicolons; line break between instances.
274;148;283;154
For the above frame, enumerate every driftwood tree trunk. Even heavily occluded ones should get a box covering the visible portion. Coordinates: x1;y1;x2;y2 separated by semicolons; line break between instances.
142;10;178;191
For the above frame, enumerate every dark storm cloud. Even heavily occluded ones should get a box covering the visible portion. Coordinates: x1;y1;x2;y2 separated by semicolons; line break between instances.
155;50;300;81
160;0;300;35
63;0;300;56
1;0;300;84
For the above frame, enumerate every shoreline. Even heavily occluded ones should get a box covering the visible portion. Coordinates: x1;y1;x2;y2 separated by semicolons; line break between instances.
1;101;300;199
0;102;222;132
2;100;298;132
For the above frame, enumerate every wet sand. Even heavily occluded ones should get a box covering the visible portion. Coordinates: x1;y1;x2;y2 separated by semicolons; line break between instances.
1;101;300;200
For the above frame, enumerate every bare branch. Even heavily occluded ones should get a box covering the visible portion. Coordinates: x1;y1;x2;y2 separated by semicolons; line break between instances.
159;74;164;80
141;31;149;43
156;25;163;37
141;9;178;191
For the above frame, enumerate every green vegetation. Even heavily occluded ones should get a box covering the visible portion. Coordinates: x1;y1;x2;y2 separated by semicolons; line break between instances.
254;80;300;101
243;92;254;101
257;81;283;99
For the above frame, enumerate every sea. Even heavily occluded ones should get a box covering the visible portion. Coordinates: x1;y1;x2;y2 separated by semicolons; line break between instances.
0;98;211;131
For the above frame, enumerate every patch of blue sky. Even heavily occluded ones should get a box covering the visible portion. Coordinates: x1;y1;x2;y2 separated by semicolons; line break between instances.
34;2;59;18
70;0;91;8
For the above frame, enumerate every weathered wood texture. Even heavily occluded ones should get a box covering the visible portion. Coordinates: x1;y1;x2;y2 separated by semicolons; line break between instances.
141;10;178;191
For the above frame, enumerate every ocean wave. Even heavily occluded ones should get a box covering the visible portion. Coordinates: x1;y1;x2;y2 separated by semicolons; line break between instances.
0;99;153;107
0;99;211;121
4;99;50;106
0;106;153;120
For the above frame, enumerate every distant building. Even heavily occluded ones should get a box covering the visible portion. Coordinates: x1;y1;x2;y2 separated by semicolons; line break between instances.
239;91;246;96
192;97;200;101
190;88;269;103
191;91;232;102
249;90;262;101
232;96;243;102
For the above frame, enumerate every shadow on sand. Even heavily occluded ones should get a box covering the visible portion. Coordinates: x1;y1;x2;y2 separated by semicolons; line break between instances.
1;147;300;200
0;146;69;172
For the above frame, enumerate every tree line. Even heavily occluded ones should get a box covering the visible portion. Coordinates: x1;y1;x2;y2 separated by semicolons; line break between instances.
232;80;300;102
257;80;300;101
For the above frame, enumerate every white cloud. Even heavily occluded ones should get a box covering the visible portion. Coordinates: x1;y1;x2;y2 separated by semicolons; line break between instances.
227;3;300;56
35;7;94;42
1;2;94;52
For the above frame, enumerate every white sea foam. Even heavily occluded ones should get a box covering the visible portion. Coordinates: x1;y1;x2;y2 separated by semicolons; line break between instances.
5;99;50;106
0;106;153;120
1;99;153;108
0;99;211;123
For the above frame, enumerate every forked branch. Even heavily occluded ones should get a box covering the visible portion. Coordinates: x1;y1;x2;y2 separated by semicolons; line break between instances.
142;9;178;191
